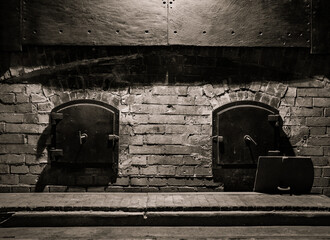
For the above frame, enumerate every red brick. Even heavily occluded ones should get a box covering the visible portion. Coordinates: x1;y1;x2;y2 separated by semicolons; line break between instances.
148;177;167;186
143;95;194;105
0;174;19;184
152;86;187;96
308;137;330;146
290;107;323;117
129;145;201;155
37;102;53;112
0;113;24;123
0;134;25;144
131;104;167;114
144;134;187;145
158;166;176;176
5;124;45;133
0;84;25;93
113;177;130;186
67;187;86;192
177;166;195;176
310;127;327;135
133;125;165;134
295;97;312;107
297;88;330;97
323;168;330;177
31;94;47;103
131;156;147;166
296;147;323;156
187;135;211;146
148;115;185;124
140;166;158;175
24;113;39;123
11;165;29;174
313;98;330;107
121;135;143;145
105;186;125;192
11;186;31;193
0;154;25;164
0;186;11;193
48;186;67;192
313;177;329;187
324;147;330;156
185;178;205;186
167;178;186;186
314;167;322;177
87;187;105;192
188;86;203;96
130;177;148;186
195;166;212;176
16;93;29;103
186;116;211;125
0;123;4;133
0;164;9;173
29;164;45;174
148;155;183;165
306;117;330;126
165;125;201;134
325;108;330;117
0;104;15;113
15;103;35;113
0;94;15;103
3;145;36;154
312;157;329;166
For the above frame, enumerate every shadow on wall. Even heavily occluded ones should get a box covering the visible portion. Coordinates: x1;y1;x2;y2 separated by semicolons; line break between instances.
35;126;117;192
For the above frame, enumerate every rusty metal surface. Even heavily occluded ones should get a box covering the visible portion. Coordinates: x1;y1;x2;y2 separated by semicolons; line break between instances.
213;101;279;167
311;0;330;53
0;0;22;51
23;0;167;45
254;157;314;194
168;0;311;47
50;100;119;167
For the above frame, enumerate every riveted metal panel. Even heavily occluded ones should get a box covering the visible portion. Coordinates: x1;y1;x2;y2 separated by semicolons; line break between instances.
0;0;22;51
311;0;330;53
50;100;119;167
169;0;311;47
23;0;168;45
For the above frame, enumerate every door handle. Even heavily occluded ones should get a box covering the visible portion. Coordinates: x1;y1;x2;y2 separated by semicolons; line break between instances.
79;131;88;145
244;135;257;146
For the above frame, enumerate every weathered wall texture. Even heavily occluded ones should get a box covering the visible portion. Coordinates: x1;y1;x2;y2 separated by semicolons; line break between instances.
0;46;329;194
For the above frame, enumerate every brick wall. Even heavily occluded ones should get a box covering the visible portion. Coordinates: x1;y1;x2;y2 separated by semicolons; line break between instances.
0;46;329;194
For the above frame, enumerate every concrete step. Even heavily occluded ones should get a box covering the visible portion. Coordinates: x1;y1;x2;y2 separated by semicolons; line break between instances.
0;193;329;227
1;211;330;227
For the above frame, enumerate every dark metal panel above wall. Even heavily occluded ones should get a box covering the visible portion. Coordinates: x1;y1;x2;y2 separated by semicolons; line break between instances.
0;0;22;51
22;0;168;45
168;0;311;47
311;0;330;54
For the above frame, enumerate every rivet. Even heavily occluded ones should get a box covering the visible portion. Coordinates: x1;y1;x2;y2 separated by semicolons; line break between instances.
87;30;91;34
203;31;206;34
59;30;63;34
116;30;120;34
231;31;235;35
259;31;263;36
174;30;177;34
33;30;37;34
145;30;149;34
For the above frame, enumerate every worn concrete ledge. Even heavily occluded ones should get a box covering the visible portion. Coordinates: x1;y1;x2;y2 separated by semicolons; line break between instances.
0;193;329;227
0;193;329;212
1;211;330;227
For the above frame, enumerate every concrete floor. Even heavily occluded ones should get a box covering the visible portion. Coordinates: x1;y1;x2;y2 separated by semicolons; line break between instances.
0;226;330;239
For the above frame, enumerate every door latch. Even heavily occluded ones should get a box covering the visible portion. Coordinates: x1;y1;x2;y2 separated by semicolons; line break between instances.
79;131;88;145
